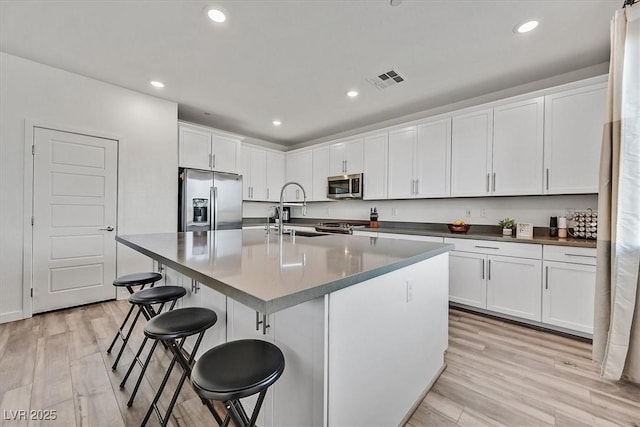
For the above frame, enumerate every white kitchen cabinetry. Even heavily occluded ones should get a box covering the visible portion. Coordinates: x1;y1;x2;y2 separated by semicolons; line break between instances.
542;246;596;334
312;146;330;201
227;297;325;427
329;138;363;176
387;126;416;199
241;146;267;201
446;238;542;321
451;109;493;197
285;149;313;201
179;123;242;174
363;132;388;200
266;151;285;202
492;97;544;195
451;98;543;197
544;83;607;194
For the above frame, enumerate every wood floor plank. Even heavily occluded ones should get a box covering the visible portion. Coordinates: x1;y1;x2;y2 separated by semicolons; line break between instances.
30;333;73;410
65;309;99;362
0;384;32;427
70;353;125;427
421;390;464;422
0;323;38;394
27;398;76;427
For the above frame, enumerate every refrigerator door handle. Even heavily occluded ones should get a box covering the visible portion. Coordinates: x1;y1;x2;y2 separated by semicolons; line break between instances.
211;186;218;230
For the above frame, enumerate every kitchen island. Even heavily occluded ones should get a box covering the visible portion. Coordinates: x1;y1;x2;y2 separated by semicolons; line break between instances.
116;229;452;427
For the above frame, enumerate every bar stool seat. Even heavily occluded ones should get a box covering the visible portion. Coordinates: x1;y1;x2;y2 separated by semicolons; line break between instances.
141;307;219;427
107;272;163;369
191;339;285;427
119;285;187;406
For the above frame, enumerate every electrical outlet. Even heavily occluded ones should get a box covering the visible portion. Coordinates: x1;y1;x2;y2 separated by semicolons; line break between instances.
480;208;487;218
406;280;414;302
465;208;472;218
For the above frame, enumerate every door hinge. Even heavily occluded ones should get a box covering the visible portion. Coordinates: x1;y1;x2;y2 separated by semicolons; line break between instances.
31;216;34;226
32;145;35;155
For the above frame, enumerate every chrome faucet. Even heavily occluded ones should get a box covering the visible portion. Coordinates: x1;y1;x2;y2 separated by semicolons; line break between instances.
279;182;307;235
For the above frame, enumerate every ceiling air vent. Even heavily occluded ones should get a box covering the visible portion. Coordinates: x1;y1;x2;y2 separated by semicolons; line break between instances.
367;69;406;89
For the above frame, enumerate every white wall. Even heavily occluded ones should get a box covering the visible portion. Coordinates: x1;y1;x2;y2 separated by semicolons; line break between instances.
0;53;178;322
245;194;597;228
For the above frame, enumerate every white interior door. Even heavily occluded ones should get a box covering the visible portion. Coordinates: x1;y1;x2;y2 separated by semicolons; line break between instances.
32;127;117;313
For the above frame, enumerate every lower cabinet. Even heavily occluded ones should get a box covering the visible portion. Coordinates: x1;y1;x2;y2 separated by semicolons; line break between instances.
486;255;541;321
449;251;487;308
542;246;596;334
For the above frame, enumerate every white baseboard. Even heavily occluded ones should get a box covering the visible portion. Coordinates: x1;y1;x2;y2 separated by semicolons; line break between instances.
0;310;26;324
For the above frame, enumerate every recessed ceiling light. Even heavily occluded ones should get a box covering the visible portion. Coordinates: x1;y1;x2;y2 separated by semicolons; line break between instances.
150;80;164;88
515;20;539;33
207;8;226;23
272;120;282;126
346;90;359;98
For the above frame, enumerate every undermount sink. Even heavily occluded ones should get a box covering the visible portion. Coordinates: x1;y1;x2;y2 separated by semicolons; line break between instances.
291;230;330;237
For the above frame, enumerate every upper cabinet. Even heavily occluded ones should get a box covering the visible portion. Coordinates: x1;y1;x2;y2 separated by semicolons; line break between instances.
492;97;544;195
543;83;607;194
285;149;313;201
312;146;331;201
179;123;242;174
241;145;285;202
451;97;544;197
363;132;388;200
329;138;363;176
387;117;451;199
450;108;493;197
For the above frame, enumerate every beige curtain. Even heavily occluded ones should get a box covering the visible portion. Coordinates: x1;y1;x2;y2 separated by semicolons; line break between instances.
593;4;640;383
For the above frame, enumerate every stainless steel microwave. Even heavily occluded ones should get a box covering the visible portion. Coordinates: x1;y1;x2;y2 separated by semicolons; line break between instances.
327;173;363;199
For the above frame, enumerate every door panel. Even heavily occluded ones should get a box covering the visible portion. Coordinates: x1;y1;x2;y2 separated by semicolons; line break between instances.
449;252;486;308
33;127;117;313
451;109;493;197
387;126;416;199
486;255;541;321
416;118;451;198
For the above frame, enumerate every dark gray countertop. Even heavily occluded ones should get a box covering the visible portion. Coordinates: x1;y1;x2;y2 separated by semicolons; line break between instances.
116;229;452;314
243;218;597;249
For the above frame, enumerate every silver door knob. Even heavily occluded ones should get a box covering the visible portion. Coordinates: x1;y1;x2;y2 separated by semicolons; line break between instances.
100;226;114;231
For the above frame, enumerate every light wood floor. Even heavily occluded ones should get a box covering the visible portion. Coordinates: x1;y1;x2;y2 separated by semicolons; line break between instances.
1;301;639;427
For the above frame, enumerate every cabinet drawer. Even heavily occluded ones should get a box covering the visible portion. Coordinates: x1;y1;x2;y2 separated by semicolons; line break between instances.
444;238;541;259
543;245;597;265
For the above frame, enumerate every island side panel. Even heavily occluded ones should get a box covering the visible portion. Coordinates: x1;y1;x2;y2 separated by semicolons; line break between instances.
327;253;449;426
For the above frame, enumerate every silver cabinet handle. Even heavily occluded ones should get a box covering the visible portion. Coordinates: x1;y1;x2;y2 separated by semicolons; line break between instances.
546;168;550;190
267;188;270;199
208;153;212;168
545;266;549;290
486;173;490;192
212;154;216;169
564;253;597;258
99;226;114;231
474;245;500;250
492;172;496;192
255;311;270;335
416;179;419;195
482;259;485;279
488;259;491;280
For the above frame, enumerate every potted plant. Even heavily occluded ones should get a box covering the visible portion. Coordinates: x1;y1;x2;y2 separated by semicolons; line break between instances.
498;217;516;236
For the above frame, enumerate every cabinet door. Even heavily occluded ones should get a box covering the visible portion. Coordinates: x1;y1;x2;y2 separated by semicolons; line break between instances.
329;143;346;176
266;151;285;202
544;83;607;194
227;299;273;426
241;146;252;200
250;148;268;201
285;150;313;201
415;118;451;198
449;251;486;308
363;132;388;200
387;126;416;199
211;134;240;173
543;261;595;333
179;126;212;170
344;138;364;174
492;97;544;195
196;285;227;357
451;108;493;197
486;255;541;321
312;146;330;201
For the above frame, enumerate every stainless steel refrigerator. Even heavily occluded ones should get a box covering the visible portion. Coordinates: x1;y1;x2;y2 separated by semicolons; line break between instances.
179;168;243;231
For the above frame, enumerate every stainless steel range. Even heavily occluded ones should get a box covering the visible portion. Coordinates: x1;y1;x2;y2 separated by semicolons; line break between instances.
314;222;354;235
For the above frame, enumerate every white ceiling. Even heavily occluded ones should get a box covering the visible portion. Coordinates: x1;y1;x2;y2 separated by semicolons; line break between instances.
0;0;618;146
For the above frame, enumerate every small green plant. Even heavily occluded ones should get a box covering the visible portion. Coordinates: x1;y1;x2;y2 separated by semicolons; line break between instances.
498;217;516;230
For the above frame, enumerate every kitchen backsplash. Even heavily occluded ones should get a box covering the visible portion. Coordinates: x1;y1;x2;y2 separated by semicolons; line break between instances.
243;194;597;227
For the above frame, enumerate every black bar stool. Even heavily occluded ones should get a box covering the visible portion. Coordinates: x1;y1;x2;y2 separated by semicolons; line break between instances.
141;307;220;427
191;339;285;427
107;272;162;369
119;285;187;406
